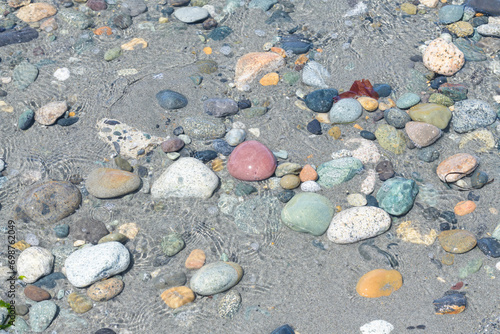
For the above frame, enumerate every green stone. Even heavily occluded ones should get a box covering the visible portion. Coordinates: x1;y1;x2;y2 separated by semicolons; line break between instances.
196;60;218;74
459;258;482;279
114;156;132;172
281;192;334;236
374;124;406;154
408;103;452;129
104;47;122;61
376;177;419;216
98;232;128;244
18;109;35;130
275;162;301;177
428;93;454;107
161;233;185;256
283;72;300;85
316;157;363;188
405;69;429;92
240;107;268;118
191;0;209;5
234;183;257;196
400;3;417;15
13;61;38;90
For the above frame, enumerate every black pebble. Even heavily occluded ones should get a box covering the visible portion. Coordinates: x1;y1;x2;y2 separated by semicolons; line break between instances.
467;191;480;201
277;190;295;203
365;195;379;207
0;27;39;47
57;117;79;126
433;292;466;315
194;150;218;163
306;119;322;135
430;76;447;89
477;238;500;258
137;165;148;177
440;210;457;224
238;99;251;109
173;126;184;135
439;222;451;231
95;329;117;334
360;130;376;140
423;207;440;220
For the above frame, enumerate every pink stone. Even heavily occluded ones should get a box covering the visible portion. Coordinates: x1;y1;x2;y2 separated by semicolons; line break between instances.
227;140;277;181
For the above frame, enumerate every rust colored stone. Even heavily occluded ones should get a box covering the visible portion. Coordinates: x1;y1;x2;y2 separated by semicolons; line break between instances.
299;164;318;182
185;249;206;269
24;285;50;301
454;200;476;216
161;286;195;308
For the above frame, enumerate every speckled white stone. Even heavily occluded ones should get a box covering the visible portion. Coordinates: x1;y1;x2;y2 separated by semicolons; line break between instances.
360;320;394;334
17;247;54;284
300;180;321;192
360;169;376;195
225;128;246;146
53;67;70;81
346;193;367;207
302;61;330;88
346;138;380;164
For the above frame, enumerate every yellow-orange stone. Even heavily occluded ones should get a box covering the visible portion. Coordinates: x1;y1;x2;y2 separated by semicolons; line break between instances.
299;164;318;182
357;96;379;112
185;249;206;269
454;200;476;216
356;269;403;298
259;72;279;86
121;38;148;50
161;286;195;308
234;52;285;91
16;3;57;22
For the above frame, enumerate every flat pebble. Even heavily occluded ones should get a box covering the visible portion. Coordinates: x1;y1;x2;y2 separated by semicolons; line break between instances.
433;292;466;314
300;180;321;192
356;269;403;298
35;101;67;125
185;249;206;269
161;286;195;308
86;168;141;199
217;290;241;318
438;229;477;253
396;92;420;109
329;98;363;123
87;278;124;301
280;174;300;189
161;233;185;256
161;138;185;152
302;61;330;89
29;300;57;332
190;261;243;295
375;124;406;154
477;238;500;257
405;121;441;148
72;217;109;244
305;88;338;112
204;98;239;118
436;153;478;183
384;108;412;129
225;128;246;146
439;5;464;24
360;320;394;334
316;157;363;188
174;7;209;23
24;285;50;301
347;193;367;206
156;90;188;110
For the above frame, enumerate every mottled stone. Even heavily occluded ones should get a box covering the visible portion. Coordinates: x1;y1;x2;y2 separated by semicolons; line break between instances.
423;38;465;76
182;116;226;140
376;177;418;216
86;168;141;198
16;3;57;22
24;285;50;301
436;153;478;182
161;286;195;308
29;301;57;332
438;229;477;253
68;292;93;313
217;290;241;318
17;247;54;284
405;121;441;148
375;124;406;154
408;103;452;129
317;157;363;188
87;278;124;301
452;99;497;133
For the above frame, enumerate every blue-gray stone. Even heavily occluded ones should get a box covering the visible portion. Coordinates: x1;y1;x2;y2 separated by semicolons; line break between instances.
194;150;218;163
280;34;313;54
248;0;277;11
277;190;295;203
265;10;292;24
11;317;30;333
161;233;185;256
306;119;322;135
204;98;239;117
156;90;188;110
18;109;35;130
13;62;38;90
29;301;58;332
439;5;464;24
396;92;421;109
271;324;295;334
208;26;233;41
0;27;38;47
417;146;440;162
477;238;500;257
122;0;148;16
465;0;500;15
329;98;362;123
470;170;488;189
360;130;376;140
452;99;497;133
212;139;234;156
384;108;412;129
33;272;66;289
305;88;338;112
317;157;363;188
225;128;246;146
376;177;419;216
54;223;70;238
190;261;243;295
174;7;209;23
454;38;487;61
57;117;79;126
373;83;392;98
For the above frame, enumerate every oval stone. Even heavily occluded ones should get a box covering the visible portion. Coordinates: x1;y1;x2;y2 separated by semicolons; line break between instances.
190;261;243;295
408;103;452;129
227;140;277;181
155;90;188;110
204;98;239;118
16;247;54;283
24;285;50;302
436;153;478;183
329;98;363;123
356;269;403;298
68;292;93;313
281;192;334;236
376;177;418;216
161;286;195;308
405;121;441;148
438;229;477;253
86;168;141;199
327;206;391;243
173;7;209;23
87;278;124;301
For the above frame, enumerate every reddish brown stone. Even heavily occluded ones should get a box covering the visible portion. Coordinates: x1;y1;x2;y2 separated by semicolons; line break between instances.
161;138;185;153
227;140;277;181
24;285;50;301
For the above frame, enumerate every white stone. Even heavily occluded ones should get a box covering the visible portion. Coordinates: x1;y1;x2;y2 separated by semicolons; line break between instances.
419;0;438;7
302;61;330;88
35;101;68;125
360;320;394;334
64;241;130;287
346;138;380;164
496;261;500;271
423;38;464;76
151;157;219;199
0;159;4;172
343;1;368;16
346;193;367;206
174;7;209;23
17;247;54;283
300;180;321;192
248;128;260;137
53;67;70;81
360;169;376;195
477;24;500;37
327;206;391;244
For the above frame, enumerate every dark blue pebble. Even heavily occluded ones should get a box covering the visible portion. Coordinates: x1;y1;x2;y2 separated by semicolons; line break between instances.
18;109;35;130
467;191;480;201
423;207;440;220
440;210;457;224
104;119;120;125
208;26;233;41
306;119;322;135
373;83;392;98
304;88;338;113
466;0;500;15
430;76;447;89
95;329;117;334
0;27;39;47
33;272;66;289
440;222;451;231
312;239;326;250
0;89;6;97
173;126;184;136
277;190;295;203
54;224;70;238
238;99;251;109
477;238;500;257
360;130;376;140
470;16;489;27
433;292;467;314
266;10;292;24
156;90;188;110
280;34;312;54
270;324;295;334
194;150;218;163
365;195;379;207
212;139;234;156
470;170;488;189
57;117;79;126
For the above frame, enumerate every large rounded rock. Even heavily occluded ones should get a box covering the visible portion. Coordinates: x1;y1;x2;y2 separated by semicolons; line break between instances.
436;153;478;183
451;99;497;133
227;140;277;181
204;98;239;118
423;38;465;76
64;242;130;288
376;177;418;216
190;261;243;295
13;181;81;224
327;206;391;243
281;193;334;236
29;300;58;332
17;247;54;284
151;157;219;199
86;168;141;199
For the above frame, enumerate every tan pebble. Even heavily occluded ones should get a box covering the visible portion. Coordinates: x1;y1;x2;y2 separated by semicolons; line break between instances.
490;208;498;215
360;169;376;195
420;0;439;7
441;253;454;266
396;220;437;246
357;96;378;112
438;229;477;254
185;249;206;269
121;38;148;51
212;158;225;171
0;101;14;113
378;102;391;111
87;278;124;302
405;121;441;148
16;3;57;22
328;126;341;139
68;292;93;313
436;153;478;183
73;240;86;247
8;0;31;8
117;222;139;239
159;17;169;23
12;240;30;251
346;193;367;207
35;101;68;125
299;164;318;182
447;21;474;37
294;100;310;110
280;174;300;189
161;286;195;308
315;113;331;123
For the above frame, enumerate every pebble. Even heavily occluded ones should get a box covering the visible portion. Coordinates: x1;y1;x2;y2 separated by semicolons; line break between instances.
408;103;452;129
29;300;57;332
161;138;185;152
0;27;38;47
439;5;464;24
280;174;300;189
360;169;377;195
477;238;500;257
433;292;467;315
280;34;313;54
204;98;239;118
428;93;454;107
68;292;93;313
328;206;391;243
347;193;367;206
194;149;218;162
448;21;474;37
307;119;322;134
316;157;363;188
396;92;420;109
182;116;226;140
300;180;321;192
58;8;93;29
234;182;257;196
357;96;379;112
16;247;51;284
24;285;51;301
185;249;206;269
72;217;109;244
64;241;130;287
18;109;35;130
405;121;441;148
360;130;376;140
430;76;447;89
227;140;277;181
53;67;70;81
153;271;187;290
218;290;242;318
161;286;195;308
95;329;117;334
161;233;185;256
121;0;147;16
454;200;476;216
373;83;392;97
438;229;477;253
174;7;210;23
87;277;124;301
33;100;67;126
376;177;418;216
423;38;465;76
190;261;243;295
85;168;141;199
477;24;500;37
440;83;468;102
16;3;57;22
436;153;478;183
281;192;334;236
225;128;246;146
347;138;380;164
234;52;285;91
304;88;338;112
276;162;301;177
384;108;412;129
156;90;188;110
270;325;295;334
302;61;330;89
375;124;406;154
114;156;132;172
240;106;268;118
360;320;394;334
329;98;363;123
299;164;318;182
151;157;219;199
451;99;497;133
356;269;403;298
471;170;488;189
277;189;295;203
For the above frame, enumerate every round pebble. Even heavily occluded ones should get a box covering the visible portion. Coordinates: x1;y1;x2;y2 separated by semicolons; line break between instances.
454;200;476;216
438;229;477;253
346;193;367;206
185;249;206;269
225;128;246;146
356;269;403;298
396;92;420;109
227;140;277;181
280;174;300;189
156;90;188;110
190;261;243;295
329;98;363;123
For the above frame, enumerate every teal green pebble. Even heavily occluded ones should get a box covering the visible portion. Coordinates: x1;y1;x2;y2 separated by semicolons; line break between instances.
281;192;334;236
316;157;363;188
190;261;243;295
161;233;185;256
104;47;122;61
396;92;421;109
376;177;419;216
29;300;58;332
18;109;35;130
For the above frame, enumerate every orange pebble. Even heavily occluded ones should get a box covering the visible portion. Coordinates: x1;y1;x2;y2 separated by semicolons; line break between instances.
203;47;212;55
353;124;363;130
356;269;403;298
270;47;286;57
295;54;309;66
68;111;76;117
161;286;195;308
299;164;318;182
94;26;112;36
185;249;206;269
260;72;279;86
454;200;476;216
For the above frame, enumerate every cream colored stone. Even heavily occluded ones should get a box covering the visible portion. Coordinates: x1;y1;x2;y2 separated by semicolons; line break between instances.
121;38;148;51
423;38;465;76
16;3;57;22
419;0;439;7
35;101;68;125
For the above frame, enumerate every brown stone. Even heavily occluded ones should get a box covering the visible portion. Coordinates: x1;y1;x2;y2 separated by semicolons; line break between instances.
87;278;124;301
234;52;285;91
85;168;141;198
8;0;30;8
280;174;300;189
161;138;185;153
68;292;93;313
405;121;441;148
161;286;195;308
438;230;477;254
436;153;478;183
16;3;57;23
185;249;206;269
35;101;67;125
24;285;50;301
